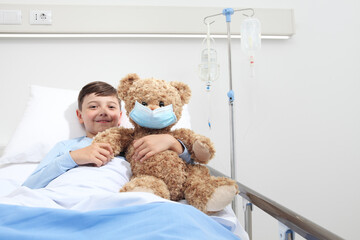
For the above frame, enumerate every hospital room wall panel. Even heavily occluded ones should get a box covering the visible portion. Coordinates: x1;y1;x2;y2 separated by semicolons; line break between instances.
1;0;359;239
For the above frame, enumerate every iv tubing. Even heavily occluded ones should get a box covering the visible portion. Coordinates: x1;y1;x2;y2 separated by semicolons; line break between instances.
205;23;213;129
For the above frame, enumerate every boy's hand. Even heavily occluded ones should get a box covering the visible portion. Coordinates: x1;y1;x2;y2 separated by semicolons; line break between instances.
70;143;114;167
132;134;183;162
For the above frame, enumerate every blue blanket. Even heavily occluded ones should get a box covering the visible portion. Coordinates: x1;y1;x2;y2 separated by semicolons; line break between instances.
0;202;240;240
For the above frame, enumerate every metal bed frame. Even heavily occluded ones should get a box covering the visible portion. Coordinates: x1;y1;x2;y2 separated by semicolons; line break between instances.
209;166;344;240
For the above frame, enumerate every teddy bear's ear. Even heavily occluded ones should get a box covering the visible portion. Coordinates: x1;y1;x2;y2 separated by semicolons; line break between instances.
170;81;192;105
118;73;140;100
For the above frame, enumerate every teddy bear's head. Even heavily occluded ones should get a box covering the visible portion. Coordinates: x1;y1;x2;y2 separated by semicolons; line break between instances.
118;73;191;130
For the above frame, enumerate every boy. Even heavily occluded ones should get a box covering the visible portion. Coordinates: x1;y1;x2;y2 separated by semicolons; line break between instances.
22;81;190;189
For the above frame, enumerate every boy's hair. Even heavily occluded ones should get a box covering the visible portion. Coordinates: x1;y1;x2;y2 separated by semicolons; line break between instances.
78;81;121;110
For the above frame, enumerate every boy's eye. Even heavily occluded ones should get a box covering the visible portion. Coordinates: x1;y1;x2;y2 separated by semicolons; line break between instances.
142;102;148;106
89;105;97;109
159;101;165;107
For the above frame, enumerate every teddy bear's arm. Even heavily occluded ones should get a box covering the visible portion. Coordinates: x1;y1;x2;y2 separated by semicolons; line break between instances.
93;127;134;156
171;129;215;164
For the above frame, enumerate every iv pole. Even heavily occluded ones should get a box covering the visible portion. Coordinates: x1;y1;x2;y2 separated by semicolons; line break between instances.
203;8;255;217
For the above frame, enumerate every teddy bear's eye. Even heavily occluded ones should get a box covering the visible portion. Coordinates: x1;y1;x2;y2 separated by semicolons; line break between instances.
141;102;148;106
159;101;165;107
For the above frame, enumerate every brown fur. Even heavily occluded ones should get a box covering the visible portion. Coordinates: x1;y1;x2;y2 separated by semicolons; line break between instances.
120;175;170;199
93;73;238;214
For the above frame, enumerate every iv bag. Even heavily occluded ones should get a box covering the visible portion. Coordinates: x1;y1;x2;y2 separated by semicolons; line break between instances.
198;48;220;82
241;17;261;56
241;17;261;77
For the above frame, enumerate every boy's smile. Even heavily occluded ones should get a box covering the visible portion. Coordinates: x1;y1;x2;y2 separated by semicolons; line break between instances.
76;93;122;138
95;118;112;123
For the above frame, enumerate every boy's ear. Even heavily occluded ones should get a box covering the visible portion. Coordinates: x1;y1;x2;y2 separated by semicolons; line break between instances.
76;109;84;124
117;111;122;127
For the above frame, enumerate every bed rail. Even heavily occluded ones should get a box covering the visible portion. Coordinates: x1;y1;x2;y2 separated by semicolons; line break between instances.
208;166;344;240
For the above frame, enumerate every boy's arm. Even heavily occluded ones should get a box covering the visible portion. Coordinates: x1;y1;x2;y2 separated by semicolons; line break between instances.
132;134;192;163
22;142;78;189
23;140;114;189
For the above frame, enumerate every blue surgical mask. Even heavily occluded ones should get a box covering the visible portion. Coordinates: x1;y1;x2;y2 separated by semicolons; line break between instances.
129;101;177;129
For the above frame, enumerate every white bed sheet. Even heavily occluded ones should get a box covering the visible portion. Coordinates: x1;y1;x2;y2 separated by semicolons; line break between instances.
0;161;249;240
0;163;37;196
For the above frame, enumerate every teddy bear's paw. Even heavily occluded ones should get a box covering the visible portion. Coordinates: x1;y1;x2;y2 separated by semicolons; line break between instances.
93;127;122;155
193;140;211;164
205;185;238;212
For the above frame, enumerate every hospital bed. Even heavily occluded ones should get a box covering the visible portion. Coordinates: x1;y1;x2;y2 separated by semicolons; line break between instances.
0;85;246;240
0;85;343;240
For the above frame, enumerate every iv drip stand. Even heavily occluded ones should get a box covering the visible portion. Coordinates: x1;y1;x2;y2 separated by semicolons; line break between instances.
223;8;237;214
203;8;255;217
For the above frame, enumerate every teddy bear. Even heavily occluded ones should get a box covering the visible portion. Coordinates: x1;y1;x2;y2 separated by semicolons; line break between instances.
93;73;238;214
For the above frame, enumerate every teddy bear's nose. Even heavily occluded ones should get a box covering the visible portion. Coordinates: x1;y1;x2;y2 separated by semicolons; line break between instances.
149;105;158;111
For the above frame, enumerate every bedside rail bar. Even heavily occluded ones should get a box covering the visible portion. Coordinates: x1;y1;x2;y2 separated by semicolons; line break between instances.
208;166;344;240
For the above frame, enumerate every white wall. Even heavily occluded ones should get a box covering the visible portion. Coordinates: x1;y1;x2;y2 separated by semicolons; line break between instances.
1;0;359;239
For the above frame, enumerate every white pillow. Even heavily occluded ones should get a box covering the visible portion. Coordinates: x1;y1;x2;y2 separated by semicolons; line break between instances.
0;85;191;166
0;85;84;165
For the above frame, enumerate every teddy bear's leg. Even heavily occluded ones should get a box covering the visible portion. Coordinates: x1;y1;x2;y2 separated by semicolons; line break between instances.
120;175;170;200
204;177;238;212
184;165;238;214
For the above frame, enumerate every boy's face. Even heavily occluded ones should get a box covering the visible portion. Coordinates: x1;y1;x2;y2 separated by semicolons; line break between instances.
76;93;122;138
